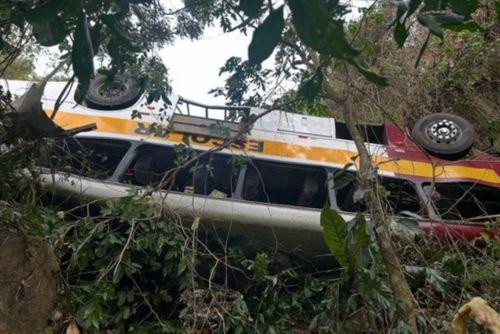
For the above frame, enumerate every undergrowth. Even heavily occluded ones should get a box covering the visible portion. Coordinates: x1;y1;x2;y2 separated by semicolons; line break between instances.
7;194;493;334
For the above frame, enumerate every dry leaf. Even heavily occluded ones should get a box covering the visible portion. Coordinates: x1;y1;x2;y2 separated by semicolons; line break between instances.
66;323;80;334
452;297;500;334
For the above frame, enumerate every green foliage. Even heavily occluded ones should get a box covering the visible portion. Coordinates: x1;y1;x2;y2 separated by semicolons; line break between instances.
0;201;61;238
288;0;357;58
332;167;356;190
317;183;499;333
298;71;324;102
417;14;444;39
248;6;284;65
59;194;192;333
320;205;414;331
394;22;409;47
348;59;389;86
71;14;94;101
391;0;481;65
0;86;50;201
273;90;331;116
0;56;38;80
51;196;355;333
214;0;407;105
214;0;480;104
251;252;270;281
320;5;499;151
322;206;376;276
239;0;264;19
27;1;68;47
321;206;349;269
210;56;271;106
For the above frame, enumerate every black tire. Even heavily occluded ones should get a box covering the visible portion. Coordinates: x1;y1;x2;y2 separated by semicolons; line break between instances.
84;74;142;110
411;113;476;158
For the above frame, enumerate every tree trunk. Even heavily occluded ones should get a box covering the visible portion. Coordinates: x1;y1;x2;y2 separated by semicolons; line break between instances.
324;82;418;333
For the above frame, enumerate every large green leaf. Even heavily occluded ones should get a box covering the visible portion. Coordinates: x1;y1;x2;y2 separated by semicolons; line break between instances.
405;266;448;294
394;22;408;48
107;37;121;60
24;0;66;22
396;1;408;22
247;5;284;64
31;19;68;46
349;60;389;86
422;0;449;12
391;2;409;45
429;13;480;31
407;0;423;17
288;0;359;58
414;32;430;68
443;21;481;31
288;0;328;50
239;0;264;18
25;0;69;47
432;13;465;25
448;0;479;18
345;215;368;267
333;169;356;190
417;14;444;39
394;217;425;240
101;14;141;53
72;14;95;102
321;205;348;268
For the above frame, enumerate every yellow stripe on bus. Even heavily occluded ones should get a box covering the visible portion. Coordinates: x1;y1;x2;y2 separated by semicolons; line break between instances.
48;110;500;185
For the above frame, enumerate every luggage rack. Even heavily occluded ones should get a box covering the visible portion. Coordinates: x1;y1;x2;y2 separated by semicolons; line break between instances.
175;97;250;123
172;97;252;138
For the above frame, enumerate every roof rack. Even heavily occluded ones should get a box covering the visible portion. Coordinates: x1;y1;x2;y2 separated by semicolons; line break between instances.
175;97;250;123
172;97;252;138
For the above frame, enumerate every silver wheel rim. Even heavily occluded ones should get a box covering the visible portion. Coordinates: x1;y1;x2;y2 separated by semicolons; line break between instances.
425;118;462;144
98;81;127;98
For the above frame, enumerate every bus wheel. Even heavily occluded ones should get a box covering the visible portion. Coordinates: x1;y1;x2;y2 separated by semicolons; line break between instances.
411;113;476;159
84;74;142;110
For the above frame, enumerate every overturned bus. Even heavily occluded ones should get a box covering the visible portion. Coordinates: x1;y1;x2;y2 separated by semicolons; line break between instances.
3;75;499;257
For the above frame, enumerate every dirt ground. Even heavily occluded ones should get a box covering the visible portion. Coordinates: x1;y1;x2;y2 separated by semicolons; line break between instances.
0;231;59;334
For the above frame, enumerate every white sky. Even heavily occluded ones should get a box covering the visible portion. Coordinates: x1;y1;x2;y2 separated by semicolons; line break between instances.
161;26;251;105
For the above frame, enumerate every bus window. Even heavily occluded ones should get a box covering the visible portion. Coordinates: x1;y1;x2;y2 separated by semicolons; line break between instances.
383;178;422;215
122;145;183;190
423;182;500;220
333;171;366;212
333;171;421;215
122;145;239;198
52;138;130;180
241;160;328;208
185;154;240;198
334;121;386;144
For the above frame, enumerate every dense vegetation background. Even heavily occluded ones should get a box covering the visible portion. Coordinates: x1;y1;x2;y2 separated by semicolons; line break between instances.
0;0;498;333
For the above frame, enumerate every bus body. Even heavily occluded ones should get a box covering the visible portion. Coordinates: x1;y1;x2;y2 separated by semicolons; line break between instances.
4;79;499;258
